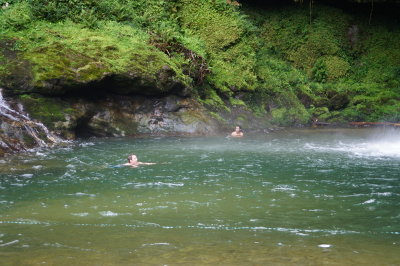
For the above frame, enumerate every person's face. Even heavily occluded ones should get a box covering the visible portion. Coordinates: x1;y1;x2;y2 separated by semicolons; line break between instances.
235;126;240;132
130;155;138;163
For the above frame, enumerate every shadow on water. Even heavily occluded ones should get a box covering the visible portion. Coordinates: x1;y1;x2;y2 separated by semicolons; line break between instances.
0;128;399;265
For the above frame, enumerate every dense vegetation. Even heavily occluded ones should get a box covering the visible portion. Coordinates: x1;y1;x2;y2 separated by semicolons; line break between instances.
1;0;399;126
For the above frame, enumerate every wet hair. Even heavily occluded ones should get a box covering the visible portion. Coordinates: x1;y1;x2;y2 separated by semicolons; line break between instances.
235;125;242;132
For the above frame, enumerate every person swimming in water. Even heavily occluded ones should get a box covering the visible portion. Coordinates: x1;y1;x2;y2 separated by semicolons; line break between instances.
231;125;244;137
123;154;156;168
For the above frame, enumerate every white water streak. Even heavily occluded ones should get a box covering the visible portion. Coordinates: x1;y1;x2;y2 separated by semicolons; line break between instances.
305;132;400;158
0;88;62;147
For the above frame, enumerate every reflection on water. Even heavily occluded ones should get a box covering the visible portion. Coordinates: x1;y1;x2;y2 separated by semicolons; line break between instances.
0;128;399;265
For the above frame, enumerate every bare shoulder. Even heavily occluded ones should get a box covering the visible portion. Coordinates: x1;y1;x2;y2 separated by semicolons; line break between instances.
231;132;244;137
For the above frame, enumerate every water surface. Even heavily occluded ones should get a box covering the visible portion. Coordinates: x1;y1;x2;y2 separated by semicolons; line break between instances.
1;128;399;265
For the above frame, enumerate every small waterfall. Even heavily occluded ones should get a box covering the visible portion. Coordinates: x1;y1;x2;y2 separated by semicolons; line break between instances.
0;88;62;151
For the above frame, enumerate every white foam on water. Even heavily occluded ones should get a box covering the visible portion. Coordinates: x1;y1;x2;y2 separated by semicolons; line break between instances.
344;141;400;158
373;192;392;196
99;211;119;217
11;183;25;187
142;242;171;247
71;212;89;217
20;174;33;178
295;232;309;236
70;192;96;197
78;142;95;147
318;244;332;248
0;240;19;247
361;199;376;204
131;182;184;188
98;211;132;217
304;130;400;158
271;185;297;192
304;209;324;212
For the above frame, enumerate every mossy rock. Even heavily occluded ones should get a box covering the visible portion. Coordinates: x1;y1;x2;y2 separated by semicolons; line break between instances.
3;21;191;96
199;88;230;112
0;39;34;93
208;111;227;124
178;109;209;125
18;94;75;129
26;45;110;94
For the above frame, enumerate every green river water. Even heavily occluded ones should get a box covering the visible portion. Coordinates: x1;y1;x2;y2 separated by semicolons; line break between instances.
0;128;399;265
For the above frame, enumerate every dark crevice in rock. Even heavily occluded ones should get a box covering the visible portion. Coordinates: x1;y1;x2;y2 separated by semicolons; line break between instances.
74;114;95;139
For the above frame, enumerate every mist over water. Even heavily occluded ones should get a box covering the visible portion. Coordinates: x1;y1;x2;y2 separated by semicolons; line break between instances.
304;128;400;158
0;128;399;265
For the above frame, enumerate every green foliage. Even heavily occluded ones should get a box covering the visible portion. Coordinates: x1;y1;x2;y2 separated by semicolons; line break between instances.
229;97;246;107
199;87;230;112
0;53;8;78
343;89;400;121
28;0;95;23
176;32;207;58
271;105;310;126
313;56;350;82
0;2;33;31
261;6;349;74
9;20;189;91
207;36;259;95
324;56;350;80
312;59;328;83
357;26;400;84
179;0;245;51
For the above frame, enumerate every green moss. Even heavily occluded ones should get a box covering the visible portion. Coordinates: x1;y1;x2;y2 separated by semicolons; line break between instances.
179;0;244;51
208;111;226;123
199;88;230;112
0;53;8;78
7;20;189;94
271;106;310;126
19;94;74;128
178;109;209;125
111;116;139;136
229;97;246;107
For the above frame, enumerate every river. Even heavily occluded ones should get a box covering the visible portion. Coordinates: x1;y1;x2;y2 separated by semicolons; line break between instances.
1;128;399;265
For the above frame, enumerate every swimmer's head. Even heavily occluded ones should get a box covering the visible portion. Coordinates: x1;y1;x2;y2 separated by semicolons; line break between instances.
235;125;242;132
127;154;138;163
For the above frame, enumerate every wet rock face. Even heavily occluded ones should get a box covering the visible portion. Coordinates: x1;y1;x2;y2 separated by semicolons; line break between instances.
70;95;218;138
19;94;219;140
0;92;220;156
